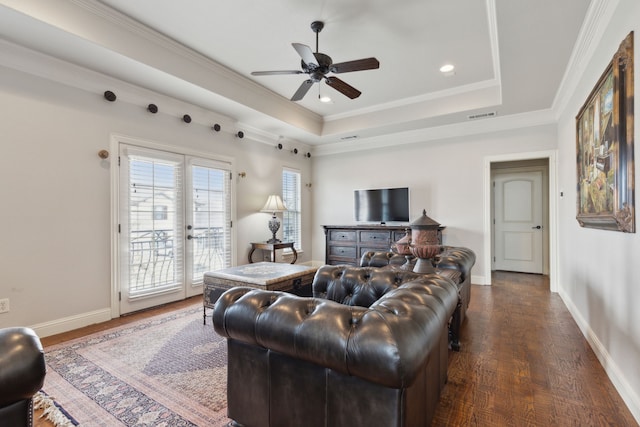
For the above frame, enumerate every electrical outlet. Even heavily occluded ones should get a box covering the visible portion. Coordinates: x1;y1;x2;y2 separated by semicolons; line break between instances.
0;298;9;314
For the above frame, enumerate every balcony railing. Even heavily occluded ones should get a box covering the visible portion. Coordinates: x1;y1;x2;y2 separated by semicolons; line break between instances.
129;227;226;293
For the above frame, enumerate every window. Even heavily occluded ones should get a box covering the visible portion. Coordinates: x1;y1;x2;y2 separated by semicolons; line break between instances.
282;168;301;250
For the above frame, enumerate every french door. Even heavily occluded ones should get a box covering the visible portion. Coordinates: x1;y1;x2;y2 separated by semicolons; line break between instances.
118;144;232;314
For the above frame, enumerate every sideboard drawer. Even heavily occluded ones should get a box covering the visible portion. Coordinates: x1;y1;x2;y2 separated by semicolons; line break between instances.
359;231;390;245
329;230;356;242
329;246;357;258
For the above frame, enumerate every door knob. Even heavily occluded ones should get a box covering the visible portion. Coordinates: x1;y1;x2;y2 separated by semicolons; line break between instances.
187;235;193;240
532;225;542;229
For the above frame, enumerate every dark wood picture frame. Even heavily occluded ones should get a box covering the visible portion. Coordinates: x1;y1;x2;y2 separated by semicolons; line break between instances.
576;31;635;232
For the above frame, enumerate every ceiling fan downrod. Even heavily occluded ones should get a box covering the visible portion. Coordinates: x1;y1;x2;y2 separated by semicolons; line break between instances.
311;20;324;53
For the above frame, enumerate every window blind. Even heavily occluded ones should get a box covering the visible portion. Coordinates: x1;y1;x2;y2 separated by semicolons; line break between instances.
122;147;184;296
282;168;301;250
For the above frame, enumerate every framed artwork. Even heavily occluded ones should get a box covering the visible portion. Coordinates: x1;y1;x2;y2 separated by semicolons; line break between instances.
576;32;635;232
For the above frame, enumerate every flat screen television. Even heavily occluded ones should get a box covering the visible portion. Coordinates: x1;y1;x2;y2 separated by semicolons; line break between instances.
354;187;410;223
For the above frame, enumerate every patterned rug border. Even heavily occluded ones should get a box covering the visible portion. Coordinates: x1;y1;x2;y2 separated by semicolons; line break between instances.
43;302;230;427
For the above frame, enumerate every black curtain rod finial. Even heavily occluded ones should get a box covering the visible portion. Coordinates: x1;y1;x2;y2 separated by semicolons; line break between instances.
212;123;221;132
147;103;158;114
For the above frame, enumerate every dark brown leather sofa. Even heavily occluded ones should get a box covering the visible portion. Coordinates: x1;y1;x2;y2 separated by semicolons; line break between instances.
359;246;476;351
0;327;46;427
213;266;459;427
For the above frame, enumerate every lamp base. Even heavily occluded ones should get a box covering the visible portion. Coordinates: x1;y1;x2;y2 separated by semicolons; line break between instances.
267;215;281;244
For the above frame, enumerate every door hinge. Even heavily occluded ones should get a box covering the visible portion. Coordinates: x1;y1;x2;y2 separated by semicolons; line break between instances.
229;172;232;180
230;220;233;228
493;256;496;262
118;156;121;166
118;224;121;233
118;291;121;301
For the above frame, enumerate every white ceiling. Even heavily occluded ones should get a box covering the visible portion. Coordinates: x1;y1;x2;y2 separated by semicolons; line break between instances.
0;0;592;148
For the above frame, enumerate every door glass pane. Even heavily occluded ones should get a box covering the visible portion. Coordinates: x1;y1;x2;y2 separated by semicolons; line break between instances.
191;165;231;280
128;155;183;295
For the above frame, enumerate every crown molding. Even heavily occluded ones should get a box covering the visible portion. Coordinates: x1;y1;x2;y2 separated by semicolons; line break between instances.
552;0;620;117
313;109;556;157
1;0;323;134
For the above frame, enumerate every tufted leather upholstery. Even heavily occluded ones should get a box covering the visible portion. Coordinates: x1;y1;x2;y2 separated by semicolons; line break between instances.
0;327;46;427
214;267;458;427
312;266;425;307
360;246;476;351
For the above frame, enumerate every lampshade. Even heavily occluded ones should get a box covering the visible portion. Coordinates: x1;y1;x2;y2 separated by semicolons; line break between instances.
261;195;287;213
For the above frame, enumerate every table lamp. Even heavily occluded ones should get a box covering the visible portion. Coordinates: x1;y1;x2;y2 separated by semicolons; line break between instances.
261;195;288;243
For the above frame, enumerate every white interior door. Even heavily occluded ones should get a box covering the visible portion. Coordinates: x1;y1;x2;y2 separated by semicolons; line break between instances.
118;144;232;314
494;170;543;273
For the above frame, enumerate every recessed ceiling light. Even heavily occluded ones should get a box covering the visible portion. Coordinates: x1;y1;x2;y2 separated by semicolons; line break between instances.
440;64;455;73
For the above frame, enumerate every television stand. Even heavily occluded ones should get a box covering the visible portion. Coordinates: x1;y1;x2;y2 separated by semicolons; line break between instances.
322;224;444;266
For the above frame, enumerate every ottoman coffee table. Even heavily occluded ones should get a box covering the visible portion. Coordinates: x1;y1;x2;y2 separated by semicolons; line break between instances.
202;262;318;324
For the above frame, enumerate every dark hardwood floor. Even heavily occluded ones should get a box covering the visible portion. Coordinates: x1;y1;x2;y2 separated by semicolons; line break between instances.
432;271;637;426
38;271;638;426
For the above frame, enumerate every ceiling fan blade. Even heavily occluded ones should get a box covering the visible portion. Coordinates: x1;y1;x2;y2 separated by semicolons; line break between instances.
292;43;319;67
330;57;380;73
251;70;304;76
325;77;361;99
291;79;315;101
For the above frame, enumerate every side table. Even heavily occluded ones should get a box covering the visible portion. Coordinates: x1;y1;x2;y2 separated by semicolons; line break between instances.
249;241;297;264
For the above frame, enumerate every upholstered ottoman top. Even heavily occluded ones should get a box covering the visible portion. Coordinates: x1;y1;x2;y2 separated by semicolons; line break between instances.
204;262;317;287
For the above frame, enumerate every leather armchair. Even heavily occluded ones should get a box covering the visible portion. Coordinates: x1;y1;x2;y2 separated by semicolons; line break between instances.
0;327;46;427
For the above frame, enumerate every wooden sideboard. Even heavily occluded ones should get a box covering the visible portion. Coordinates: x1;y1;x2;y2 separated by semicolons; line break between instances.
322;225;407;265
323;224;444;265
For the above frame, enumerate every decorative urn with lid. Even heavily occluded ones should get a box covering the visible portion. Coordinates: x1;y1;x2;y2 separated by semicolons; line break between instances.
391;228;413;270
409;209;441;273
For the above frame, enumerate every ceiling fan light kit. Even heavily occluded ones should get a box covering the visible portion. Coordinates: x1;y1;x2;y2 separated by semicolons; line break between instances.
251;21;379;102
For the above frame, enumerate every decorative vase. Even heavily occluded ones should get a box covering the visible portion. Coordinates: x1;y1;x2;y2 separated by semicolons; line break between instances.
391;228;414;270
408;209;441;274
409;244;441;273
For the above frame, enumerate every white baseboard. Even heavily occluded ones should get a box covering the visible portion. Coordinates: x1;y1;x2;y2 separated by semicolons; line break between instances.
471;274;489;285
30;308;112;339
559;288;640;425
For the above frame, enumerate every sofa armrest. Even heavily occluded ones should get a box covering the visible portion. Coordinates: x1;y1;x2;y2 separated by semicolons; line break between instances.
434;246;476;283
0;327;46;407
213;275;458;389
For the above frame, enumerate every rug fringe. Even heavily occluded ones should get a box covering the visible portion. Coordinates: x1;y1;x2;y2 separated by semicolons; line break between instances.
33;391;78;427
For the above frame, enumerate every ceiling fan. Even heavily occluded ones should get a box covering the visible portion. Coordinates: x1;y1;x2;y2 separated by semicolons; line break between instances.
251;21;380;101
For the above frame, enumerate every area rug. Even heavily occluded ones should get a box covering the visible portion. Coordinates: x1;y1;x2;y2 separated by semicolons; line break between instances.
42;303;230;426
34;390;79;426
